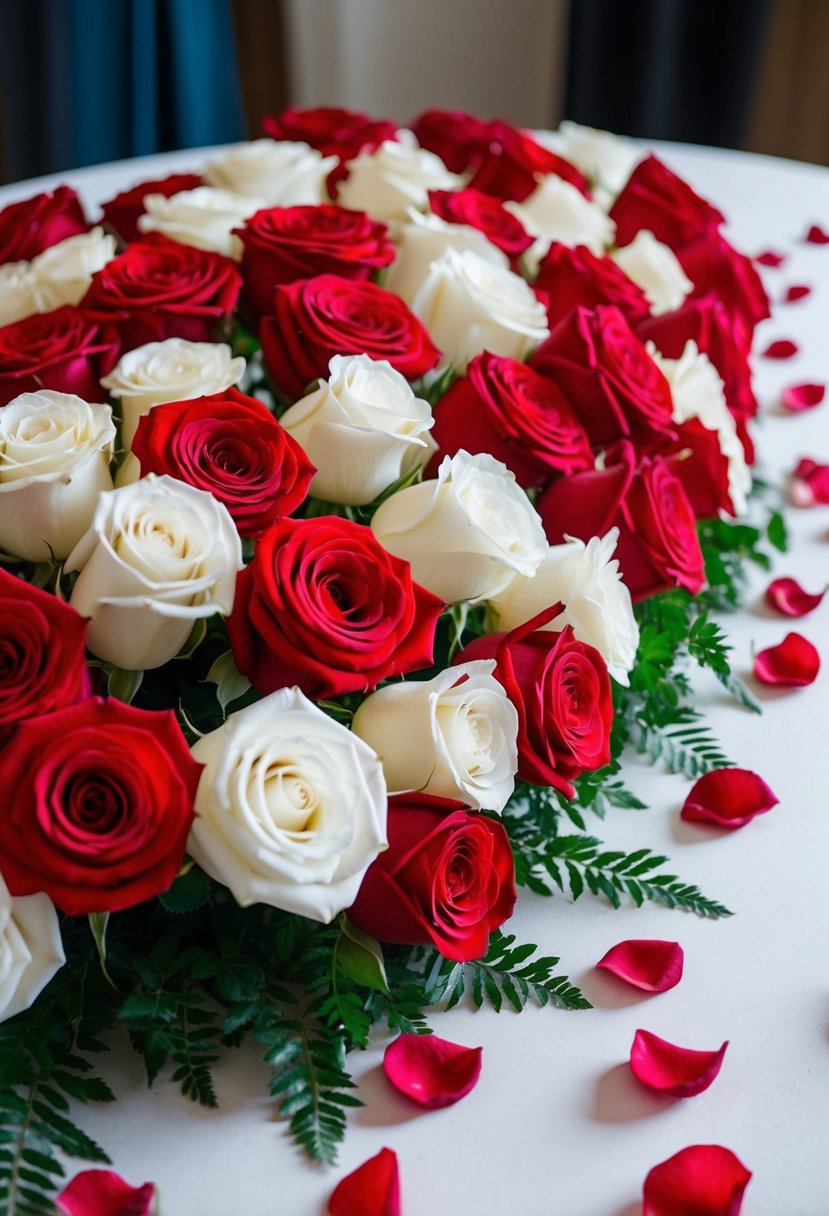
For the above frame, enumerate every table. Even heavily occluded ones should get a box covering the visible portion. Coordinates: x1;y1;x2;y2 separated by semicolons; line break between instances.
2;141;828;1216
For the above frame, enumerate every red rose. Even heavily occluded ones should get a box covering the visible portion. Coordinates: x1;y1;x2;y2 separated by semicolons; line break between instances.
0;568;91;744
458;617;612;796
237;204;395;320
130;388;316;538
228;515;444;699
677;230;770;332
0;697;201;915
467;120;588;203
609;153;725;251
428;187;533;265
534;242;651;331
538;440;636;543
100;172;204;243
0;186;88;264
263;105;398;162
665;417;739;519
411;108;495;173
428;351;593;488
0;305;120;406
530;305;675;451
81;235;242;350
348;793;516;961
260;273;441;400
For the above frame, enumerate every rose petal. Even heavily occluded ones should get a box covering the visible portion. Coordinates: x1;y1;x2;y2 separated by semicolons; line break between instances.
383;1034;482;1108
596;939;684;992
329;1148;400;1216
781;383;825;412
56;1170;157;1216
783;283;811;303
754;249;786;267
762;338;799;359
754;631;820;686
805;223;829;244
765;576;825;617
643;1145;752;1216
681;768;779;829
630;1029;728;1097
791;456;829;505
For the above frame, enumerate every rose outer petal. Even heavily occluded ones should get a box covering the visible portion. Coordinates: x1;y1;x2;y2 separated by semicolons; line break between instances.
781;383;825;412
762;338;799;359
754;249;786;267
643;1144;752;1216
383;1034;482;1108
56;1169;157;1216
791;457;829;505
804;223;829;245
329;1148;400;1216
596;939;684;992
681;768;779;829
754;631;821;686
783;283;811;303
765;576;825;617
630;1029;728;1097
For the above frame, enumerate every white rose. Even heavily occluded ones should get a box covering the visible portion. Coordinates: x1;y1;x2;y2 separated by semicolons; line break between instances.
0;391;116;561
613;230;692;316
100;338;246;448
0;875;65;1024
384;207;507;305
506;174;616;269
189;687;387;922
0;228;116;327
137;187;262;259
0;261;41;327
337;139;462;224
410;247;549;371
371;449;547;603
352;659;518;813
488;530;640;685
203;138;337;206
66;474;243;670
279;354;436;505
538;121;640;199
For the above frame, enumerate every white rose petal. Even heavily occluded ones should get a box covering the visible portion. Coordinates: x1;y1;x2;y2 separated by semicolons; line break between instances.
337;139;462;225
0;875;65;1024
613;229;693;316
507;174;616;270
189;687;387;922
0;261;41;327
385;207;507;305
352;659;518;813
0;228;116;327
539;121;640;199
137;187;262;259
204;139;337;207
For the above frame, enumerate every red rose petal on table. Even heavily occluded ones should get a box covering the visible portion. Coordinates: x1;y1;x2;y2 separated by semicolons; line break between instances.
681;768;779;829
754;631;821;685
783;283;811;303
754;249;786;267
383;1034;482;1108
791;457;829;505
630;1029;728;1097
643;1145;752;1216
766;576;825;617
56;1170;156;1216
596;940;684;992
805;223;829;244
781;383;825;412
762;338;799;359
329;1148;400;1216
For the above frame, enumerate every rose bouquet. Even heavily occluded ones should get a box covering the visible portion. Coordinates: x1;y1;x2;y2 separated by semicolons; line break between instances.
0;106;784;1213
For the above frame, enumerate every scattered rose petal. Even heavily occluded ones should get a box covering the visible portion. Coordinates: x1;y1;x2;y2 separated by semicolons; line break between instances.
596;939;684;992
681;768;779;829
329;1148;400;1216
765;576;825;616
805;223;829;244
56;1170;157;1216
754;631;820;686
791;457;829;505
781;383;825;412
754;249;786;267
762;338;799;359
630;1029;728;1097
643;1144;752;1216
383;1034;482;1108
783;283;811;303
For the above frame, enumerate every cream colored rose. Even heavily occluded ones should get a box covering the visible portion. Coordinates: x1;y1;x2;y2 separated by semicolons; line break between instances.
488;530;640;685
0;228;116;326
410;247;549;371
371;449;547;603
506;175;615;269
137;187;262;259
337;139;462;225
384;207;507;305
539;121;640;198
100;338;246;448
0;875;65;1024
189;687;388;921
613;230;692;316
66;474;243;670
0;391;116;561
0;262;41;327
203;139;337;207
352;659;518;813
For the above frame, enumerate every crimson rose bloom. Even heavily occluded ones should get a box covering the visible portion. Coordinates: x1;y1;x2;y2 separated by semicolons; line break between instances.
237;204;395;320
428;188;533;265
534;243;651;331
260;273;441;400
677;230;770;332
609;153;725;251
459;616;612;797
348;794;517;962
0;186;87;264
81;235;242;350
263;105;398;161
0;697;202;916
131;388;315;538
665;418;739;519
100;172;204;243
0;568;91;743
428;351;593;488
0;305;120;406
411;108;495;173
228;515;444;699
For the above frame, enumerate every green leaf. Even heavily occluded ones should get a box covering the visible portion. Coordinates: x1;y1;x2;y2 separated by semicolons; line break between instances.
159;866;211;914
767;510;788;552
106;666;143;704
336;918;388;993
204;650;251;713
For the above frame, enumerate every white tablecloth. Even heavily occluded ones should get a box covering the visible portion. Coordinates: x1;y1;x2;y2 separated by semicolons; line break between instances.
2;142;828;1216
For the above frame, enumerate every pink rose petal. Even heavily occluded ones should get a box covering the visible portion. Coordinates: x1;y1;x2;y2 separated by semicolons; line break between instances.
791;456;829;505
783;283;811;303
643;1145;752;1216
762;338;799;359
781;383;825;412
681;768;779;829
805;223;829;244
754;249;786;267
630;1029;728;1097
56;1170;157;1216
754;631;820;686
596;939;684;992
765;576;825;616
383;1034;482;1108
329;1148;400;1216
